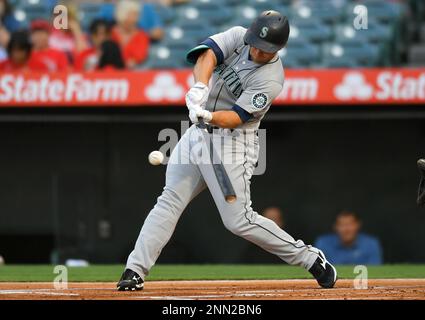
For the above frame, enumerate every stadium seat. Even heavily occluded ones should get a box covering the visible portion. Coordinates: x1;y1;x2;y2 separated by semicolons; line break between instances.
218;18;251;32
290;18;333;43
334;22;392;43
246;0;285;13
153;3;177;25
166;26;213;45
8;0;20;6
287;36;310;47
191;0;227;8
233;5;259;21
168;0;240;8
144;46;189;69
18;2;51;21
343;2;406;66
345;0;404;24
78;3;102;31
141;58;184;70
177;20;216;35
320;57;361;68
333;22;394;66
284;41;321;66
233;3;291;21
216;0;241;6
177;4;232;26
161;37;197;52
408;44;425;65
279;55;303;69
291;2;343;25
78;2;102;14
20;0;56;10
322;40;381;67
420;23;425;43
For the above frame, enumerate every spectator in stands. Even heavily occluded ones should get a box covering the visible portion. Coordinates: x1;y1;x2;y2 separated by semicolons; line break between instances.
0;46;6;61
0;0;21;48
151;0;190;6
75;19;125;71
239;207;286;263
97;0;164;41
49;1;88;63
262;207;285;229
30;20;70;72
75;19;111;71
98;40;125;70
0;30;47;71
111;0;150;68
315;210;383;265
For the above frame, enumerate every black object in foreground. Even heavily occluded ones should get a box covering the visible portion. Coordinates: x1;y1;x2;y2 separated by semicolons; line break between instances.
117;269;144;291
308;250;338;289
417;159;425;206
197;118;237;204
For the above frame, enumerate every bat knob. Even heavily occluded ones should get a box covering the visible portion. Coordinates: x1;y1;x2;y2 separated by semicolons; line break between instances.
225;195;237;203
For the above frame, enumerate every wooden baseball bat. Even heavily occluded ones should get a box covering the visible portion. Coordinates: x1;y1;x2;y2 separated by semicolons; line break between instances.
197;118;237;203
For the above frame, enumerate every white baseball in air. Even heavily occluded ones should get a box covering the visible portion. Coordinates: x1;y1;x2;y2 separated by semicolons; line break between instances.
148;151;164;166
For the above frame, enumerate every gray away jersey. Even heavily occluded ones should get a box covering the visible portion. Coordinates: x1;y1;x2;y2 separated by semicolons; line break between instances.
187;26;284;130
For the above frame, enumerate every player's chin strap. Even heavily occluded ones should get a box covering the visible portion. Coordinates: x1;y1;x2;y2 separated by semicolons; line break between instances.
417;159;425;206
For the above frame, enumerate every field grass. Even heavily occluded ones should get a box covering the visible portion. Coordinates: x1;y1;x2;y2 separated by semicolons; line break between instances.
0;264;424;282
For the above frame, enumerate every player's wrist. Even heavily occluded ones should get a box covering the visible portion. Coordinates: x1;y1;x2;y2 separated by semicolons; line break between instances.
202;109;213;122
193;81;208;90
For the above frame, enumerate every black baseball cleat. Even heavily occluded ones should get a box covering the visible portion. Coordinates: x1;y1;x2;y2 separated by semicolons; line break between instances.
308;250;337;289
117;269;144;291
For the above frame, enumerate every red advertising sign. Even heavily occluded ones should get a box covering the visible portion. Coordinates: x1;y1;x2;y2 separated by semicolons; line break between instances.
0;68;424;107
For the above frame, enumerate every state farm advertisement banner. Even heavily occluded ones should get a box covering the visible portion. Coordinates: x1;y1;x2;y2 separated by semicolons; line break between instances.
0;68;424;107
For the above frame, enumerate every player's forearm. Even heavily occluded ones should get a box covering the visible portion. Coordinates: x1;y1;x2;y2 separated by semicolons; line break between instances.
209;110;242;129
193;49;217;86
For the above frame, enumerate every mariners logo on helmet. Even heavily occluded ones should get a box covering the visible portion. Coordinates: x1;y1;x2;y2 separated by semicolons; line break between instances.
252;93;268;109
259;27;269;38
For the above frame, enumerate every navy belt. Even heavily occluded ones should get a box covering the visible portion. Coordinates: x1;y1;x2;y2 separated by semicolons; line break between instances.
196;123;220;133
196;123;258;136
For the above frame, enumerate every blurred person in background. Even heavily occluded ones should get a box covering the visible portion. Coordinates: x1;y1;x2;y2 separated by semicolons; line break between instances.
97;40;125;70
148;0;190;6
0;0;20;49
262;207;285;229
49;1;88;64
30;19;70;72
240;207;286;263
75;19;113;71
97;0;164;41
0;30;47;71
315;210;383;265
111;0;149;69
75;19;125;71
0;45;6;61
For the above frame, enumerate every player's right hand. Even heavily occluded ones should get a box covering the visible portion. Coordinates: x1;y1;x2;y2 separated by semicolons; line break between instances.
185;82;209;110
189;107;200;124
188;105;212;124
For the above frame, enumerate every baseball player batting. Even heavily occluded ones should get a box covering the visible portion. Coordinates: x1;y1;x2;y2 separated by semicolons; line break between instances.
117;10;337;291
